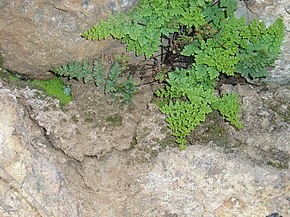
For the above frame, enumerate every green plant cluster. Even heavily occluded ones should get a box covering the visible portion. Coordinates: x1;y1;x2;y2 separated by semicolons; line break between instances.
105;62;136;105
32;78;72;106
51;59;136;106
0;68;72;106
156;67;243;148
106;114;123;127
82;0;284;147
82;0;214;58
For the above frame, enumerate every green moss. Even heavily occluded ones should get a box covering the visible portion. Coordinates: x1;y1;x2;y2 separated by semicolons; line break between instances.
0;69;31;88
71;114;78;123
130;137;138;149
84;117;94;123
150;97;167;108
188;111;231;146
32;78;72;106
0;56;4;68
8;74;21;81
266;161;288;170
0;60;72;107
105;114;123;126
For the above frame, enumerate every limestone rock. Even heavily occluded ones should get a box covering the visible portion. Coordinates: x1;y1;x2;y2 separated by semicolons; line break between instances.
0;83;80;216
0;78;289;216
0;81;129;216
0;0;137;79
127;145;290;217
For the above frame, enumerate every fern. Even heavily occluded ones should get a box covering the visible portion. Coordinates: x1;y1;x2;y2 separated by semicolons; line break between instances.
212;93;243;129
52;59;136;106
82;0;213;58
82;0;284;147
236;18;285;78
51;60;90;80
105;62;136;105
91;59;106;86
156;65;242;147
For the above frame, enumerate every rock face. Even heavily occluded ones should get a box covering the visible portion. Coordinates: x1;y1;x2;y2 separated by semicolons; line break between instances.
0;0;137;79
0;82;81;216
0;1;290;216
0;76;289;216
0;0;289;82
130;146;289;217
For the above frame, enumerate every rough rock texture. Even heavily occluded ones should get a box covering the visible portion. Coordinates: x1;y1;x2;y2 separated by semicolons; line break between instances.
129;146;289;217
0;77;289;216
0;82;81;216
0;0;138;79
234;84;290;164
19;80;155;161
0;1;289;216
211;83;290;170
0;80;153;217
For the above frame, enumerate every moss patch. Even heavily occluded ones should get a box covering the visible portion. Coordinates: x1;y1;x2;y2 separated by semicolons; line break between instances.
188;111;231;146
32;78;72;106
263;148;289;170
150;97;167;108
0;69;72;106
105;114;123;126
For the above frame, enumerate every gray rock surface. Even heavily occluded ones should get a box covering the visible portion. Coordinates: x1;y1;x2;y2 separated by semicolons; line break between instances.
19;81;155;161
0;77;289;216
131;146;289;216
0;0;137;79
0;83;81;216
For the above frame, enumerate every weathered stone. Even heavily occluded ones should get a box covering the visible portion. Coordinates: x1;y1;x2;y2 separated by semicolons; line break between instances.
0;81;138;217
0;0;288;82
0;75;289;216
123;145;289;217
20;83;154;161
0;1;289;215
0;83;80;216
0;0;138;79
